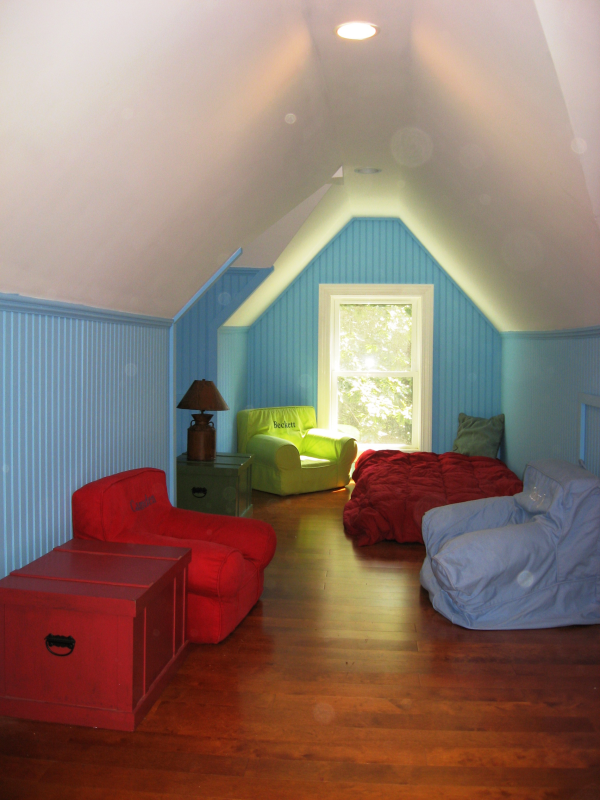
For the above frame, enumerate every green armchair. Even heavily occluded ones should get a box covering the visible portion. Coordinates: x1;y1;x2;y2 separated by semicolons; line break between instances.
237;406;358;496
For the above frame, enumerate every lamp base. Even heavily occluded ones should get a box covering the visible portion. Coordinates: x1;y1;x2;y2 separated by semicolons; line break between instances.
187;414;216;461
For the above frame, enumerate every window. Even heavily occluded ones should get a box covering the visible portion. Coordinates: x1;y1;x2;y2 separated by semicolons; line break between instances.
318;285;433;451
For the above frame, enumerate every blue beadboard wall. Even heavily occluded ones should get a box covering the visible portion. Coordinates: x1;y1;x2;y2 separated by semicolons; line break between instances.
175;267;271;455
0;296;171;579
502;328;600;479
247;218;502;454
217;327;249;453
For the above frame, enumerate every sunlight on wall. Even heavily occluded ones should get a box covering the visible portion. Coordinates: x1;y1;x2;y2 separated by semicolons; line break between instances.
226;169;510;331
224;185;354;327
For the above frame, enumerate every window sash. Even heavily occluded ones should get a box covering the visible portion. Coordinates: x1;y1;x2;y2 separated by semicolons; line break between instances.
331;299;420;449
317;284;433;452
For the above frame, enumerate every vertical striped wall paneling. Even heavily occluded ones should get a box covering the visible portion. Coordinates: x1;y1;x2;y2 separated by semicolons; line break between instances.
247;218;502;454
217;327;249;453
584;404;600;478
0;296;171;578
502;327;600;478
175;267;272;455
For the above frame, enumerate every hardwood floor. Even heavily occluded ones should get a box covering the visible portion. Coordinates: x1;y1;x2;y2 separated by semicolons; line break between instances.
2;487;599;799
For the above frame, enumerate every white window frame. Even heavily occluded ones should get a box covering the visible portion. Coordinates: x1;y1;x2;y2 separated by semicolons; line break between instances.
318;284;433;452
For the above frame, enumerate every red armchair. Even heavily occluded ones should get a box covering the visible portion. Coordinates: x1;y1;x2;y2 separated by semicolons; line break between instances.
72;468;276;644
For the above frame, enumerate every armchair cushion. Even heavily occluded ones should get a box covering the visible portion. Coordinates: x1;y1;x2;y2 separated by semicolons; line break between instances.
237;407;357;496
72;468;276;643
422;495;525;557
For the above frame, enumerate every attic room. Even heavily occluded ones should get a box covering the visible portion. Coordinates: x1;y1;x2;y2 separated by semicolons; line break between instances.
1;0;600;797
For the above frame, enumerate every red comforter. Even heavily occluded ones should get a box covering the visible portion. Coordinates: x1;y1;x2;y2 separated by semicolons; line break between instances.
343;450;523;546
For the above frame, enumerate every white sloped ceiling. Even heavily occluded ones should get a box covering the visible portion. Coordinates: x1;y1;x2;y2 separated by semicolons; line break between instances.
1;0;599;330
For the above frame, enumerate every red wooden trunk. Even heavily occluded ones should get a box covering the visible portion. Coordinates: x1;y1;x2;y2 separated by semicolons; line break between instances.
0;539;191;731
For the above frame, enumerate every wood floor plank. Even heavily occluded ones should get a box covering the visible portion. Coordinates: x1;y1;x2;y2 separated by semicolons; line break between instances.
22;759;600;798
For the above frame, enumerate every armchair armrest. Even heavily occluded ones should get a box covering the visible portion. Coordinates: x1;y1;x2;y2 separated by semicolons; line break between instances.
302;428;357;462
422;495;524;557
112;530;245;598
430;520;556;611
164;507;276;570
246;434;301;470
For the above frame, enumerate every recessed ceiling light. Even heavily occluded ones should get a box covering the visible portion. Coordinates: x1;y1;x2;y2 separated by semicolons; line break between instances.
354;167;382;174
336;22;379;41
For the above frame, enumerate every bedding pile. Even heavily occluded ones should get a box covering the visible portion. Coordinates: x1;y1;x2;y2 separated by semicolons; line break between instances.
343;450;523;546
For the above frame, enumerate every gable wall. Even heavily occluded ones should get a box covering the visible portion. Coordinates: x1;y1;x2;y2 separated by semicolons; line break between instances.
246;218;502;454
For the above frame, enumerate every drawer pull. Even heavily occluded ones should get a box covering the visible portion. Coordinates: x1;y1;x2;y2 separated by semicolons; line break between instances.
192;486;207;499
45;634;76;657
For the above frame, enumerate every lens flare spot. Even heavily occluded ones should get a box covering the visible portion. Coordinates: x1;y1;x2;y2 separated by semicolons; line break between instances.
218;292;231;306
517;570;534;588
313;702;335;724
528;485;546;509
571;137;587;155
391;127;433;168
478;193;492;205
285;113;297;124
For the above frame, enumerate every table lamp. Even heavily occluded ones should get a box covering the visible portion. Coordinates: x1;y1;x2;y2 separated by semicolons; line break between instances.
177;379;229;461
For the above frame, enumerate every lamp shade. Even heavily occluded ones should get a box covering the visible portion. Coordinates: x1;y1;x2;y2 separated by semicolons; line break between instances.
177;380;229;412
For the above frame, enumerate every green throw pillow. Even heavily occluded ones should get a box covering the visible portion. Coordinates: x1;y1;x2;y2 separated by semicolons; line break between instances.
452;412;504;458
